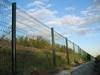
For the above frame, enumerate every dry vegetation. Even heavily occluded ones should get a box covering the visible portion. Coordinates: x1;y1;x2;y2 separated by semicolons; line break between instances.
0;36;86;75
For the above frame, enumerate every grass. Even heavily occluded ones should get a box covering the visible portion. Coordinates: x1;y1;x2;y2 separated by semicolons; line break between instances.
0;38;87;75
0;47;69;75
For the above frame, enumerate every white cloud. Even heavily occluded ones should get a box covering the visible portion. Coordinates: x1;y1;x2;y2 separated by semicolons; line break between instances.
27;0;45;8
16;0;100;37
27;0;52;9
28;8;57;21
27;1;99;27
26;0;58;23
47;20;60;26
28;8;100;36
81;10;93;16
73;28;92;35
61;15;85;25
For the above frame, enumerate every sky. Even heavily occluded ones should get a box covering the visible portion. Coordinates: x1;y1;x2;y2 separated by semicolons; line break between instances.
1;0;100;57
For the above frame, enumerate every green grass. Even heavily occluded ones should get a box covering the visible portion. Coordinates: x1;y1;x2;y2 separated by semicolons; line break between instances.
0;37;87;75
0;48;68;75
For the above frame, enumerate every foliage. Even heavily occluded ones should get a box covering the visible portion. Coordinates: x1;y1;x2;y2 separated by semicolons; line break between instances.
17;36;51;49
0;48;67;75
0;36;88;75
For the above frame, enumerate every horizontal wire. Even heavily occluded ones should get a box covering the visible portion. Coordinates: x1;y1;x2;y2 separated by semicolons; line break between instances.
16;8;66;41
16;9;79;48
16;8;69;42
16;19;50;31
16;30;26;34
16;20;51;35
0;22;11;28
16;9;73;45
16;29;51;40
17;20;60;39
54;31;65;39
17;7;50;29
0;29;10;32
16;12;50;31
0;4;11;10
16;20;42;32
0;25;11;30
0;0;12;6
0;5;86;52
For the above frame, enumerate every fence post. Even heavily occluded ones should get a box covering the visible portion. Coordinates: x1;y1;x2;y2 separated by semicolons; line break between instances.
51;28;56;67
78;46;82;62
87;54;91;61
73;42;75;62
78;46;82;56
12;2;16;75
65;38;70;64
84;51;87;61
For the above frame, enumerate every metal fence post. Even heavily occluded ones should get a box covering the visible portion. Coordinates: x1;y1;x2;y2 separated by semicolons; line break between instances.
87;54;91;61
12;2;16;75
73;42;75;62
51;27;56;67
83;50;87;61
65;38;70;64
78;46;81;55
78;46;82;61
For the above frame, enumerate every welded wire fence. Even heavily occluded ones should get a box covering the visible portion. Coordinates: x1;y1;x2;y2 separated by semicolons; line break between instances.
16;5;92;74
16;6;53;75
0;0;12;75
0;1;92;75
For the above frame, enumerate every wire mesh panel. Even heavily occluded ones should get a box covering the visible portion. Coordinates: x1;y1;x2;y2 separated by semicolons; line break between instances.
0;0;12;75
74;44;79;53
54;31;67;68
81;49;88;61
67;40;75;63
74;45;83;64
16;7;53;75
